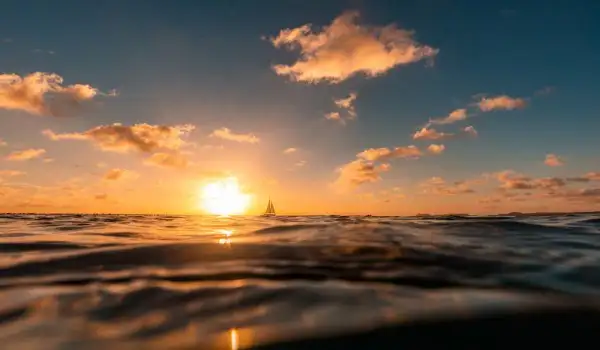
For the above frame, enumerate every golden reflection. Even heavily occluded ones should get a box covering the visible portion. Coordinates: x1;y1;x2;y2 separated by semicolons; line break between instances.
217;229;233;246
230;328;239;350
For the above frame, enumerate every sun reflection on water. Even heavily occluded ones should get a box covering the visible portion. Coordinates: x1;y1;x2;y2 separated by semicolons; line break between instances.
230;328;238;350
218;229;233;246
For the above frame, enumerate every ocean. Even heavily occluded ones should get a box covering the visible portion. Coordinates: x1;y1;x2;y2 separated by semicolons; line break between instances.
1;213;600;349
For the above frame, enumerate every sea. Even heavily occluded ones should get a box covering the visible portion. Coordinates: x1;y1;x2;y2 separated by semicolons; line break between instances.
1;213;600;349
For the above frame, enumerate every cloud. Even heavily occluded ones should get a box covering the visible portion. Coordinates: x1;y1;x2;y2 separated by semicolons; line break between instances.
325;111;343;123
43;123;195;153
357;145;421;161
295;160;307;168
464;125;478;137
0;72;111;116
6;148;46;161
283;147;297;154
494;170;566;190
334;159;390;189
42;158;54;163
477;95;527;112
334;92;358;118
210;127;259;144
420;177;476;195
428;108;467;126
103;168;138;181
94;194;107;200
566;172;600;183
413;127;452;140
268;10;438;83
144;152;189;169
535;86;555;96
0;170;25;178
427;144;445;155
544;154;564;167
0;138;6;147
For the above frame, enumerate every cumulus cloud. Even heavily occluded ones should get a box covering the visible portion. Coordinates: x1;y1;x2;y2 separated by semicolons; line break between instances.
357;145;421;161
428;108;467;126
334;159;390;189
0;72;112;116
283;147;297;154
477;95;527;112
6;148;46;161
43;123;195;153
413;127;452;140
268;11;438;83
210;127;259;144
144;152;189;169
427;144;445;155
103;168;139;181
494;170;566;190
545;154;564;167
566;172;600;183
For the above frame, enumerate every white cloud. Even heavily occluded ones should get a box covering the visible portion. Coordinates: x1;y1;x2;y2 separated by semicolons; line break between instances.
283;147;297;154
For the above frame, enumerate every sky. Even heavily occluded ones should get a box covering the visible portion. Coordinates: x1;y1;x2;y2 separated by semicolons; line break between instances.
1;0;600;215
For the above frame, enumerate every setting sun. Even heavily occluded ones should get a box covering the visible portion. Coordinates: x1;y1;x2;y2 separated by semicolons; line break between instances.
200;177;251;215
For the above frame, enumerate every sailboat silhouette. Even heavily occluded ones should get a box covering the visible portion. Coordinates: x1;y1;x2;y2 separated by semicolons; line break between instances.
262;197;276;216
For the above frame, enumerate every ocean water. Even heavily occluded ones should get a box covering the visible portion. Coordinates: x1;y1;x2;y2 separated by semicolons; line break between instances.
1;213;600;349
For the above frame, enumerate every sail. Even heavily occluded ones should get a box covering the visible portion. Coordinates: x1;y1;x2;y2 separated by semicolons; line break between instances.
264;198;276;215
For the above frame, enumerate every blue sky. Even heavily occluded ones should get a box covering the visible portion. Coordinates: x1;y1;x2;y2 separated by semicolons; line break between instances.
1;0;599;214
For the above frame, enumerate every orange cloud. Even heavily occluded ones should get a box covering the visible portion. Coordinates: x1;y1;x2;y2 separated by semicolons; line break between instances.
43;123;195;153
427;144;445;155
477;95;527;111
0;138;6;147
334;159;390;189
103;168;138;181
6;148;46;161
544;154;564;167
210;127;259;144
283;147;297;154
413;127;452;140
0;72;111;116
420;177;476;195
144;152;189;169
0;170;25;178
494;170;566;190
325;111;343;123
429;108;467;126
334;92;358;119
269;11;438;83
357;145;421;161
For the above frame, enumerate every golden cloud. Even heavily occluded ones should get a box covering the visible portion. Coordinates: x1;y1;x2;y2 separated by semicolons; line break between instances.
103;168;139;181
144;152;189;169
427;144;445;155
544;153;564;167
6;148;46;161
413;127;452;140
43;123;195;153
357;145;421;161
477;95;527;112
0;72;112;116
269;11;438;83
283;147;297;154
334;159;390;189
210;127;259;144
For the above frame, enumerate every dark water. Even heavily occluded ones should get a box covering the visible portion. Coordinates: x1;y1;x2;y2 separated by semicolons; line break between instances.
1;213;600;349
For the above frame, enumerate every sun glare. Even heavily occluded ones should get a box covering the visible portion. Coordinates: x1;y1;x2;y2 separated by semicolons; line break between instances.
200;177;251;215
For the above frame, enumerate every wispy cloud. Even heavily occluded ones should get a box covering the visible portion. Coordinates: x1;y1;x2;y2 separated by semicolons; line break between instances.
544;153;564;167
0;72;113;116
413;127;452;140
283;147;297;154
0;170;25;178
357;145;421;161
428;108;467;126
477;95;527;112
334;92;357;118
6;148;46;161
0;138;6;147
144;152;189;169
325;111;343;123
43;123;195;153
32;49;55;55
103;168;139;181
210;127;259;144
268;10;438;83
427;144;445;155
420;176;476;195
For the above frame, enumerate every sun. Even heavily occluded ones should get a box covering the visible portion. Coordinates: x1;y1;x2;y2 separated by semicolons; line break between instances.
200;177;251;215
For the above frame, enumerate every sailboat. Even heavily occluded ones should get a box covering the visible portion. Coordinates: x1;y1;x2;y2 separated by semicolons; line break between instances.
262;197;276;217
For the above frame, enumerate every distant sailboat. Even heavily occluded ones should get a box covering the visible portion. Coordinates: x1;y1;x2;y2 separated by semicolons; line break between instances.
263;197;276;216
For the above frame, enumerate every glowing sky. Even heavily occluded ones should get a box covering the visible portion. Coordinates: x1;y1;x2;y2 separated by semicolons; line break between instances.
1;1;599;215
